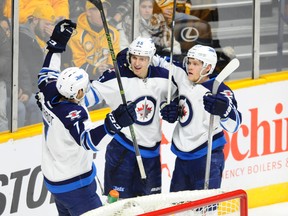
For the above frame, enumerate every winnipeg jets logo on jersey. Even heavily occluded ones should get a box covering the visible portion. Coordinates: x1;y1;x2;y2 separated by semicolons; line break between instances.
137;104;153;119
134;96;156;125
66;110;82;120
178;95;193;127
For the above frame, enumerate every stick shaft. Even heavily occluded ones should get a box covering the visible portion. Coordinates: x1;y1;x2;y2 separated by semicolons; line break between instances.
204;58;240;189
167;0;177;103
89;0;146;179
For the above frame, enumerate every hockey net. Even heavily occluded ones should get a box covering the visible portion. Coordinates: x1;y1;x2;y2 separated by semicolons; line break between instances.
82;189;247;216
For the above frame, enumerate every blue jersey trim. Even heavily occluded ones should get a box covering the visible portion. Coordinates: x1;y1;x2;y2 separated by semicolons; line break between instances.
171;133;226;160
114;134;160;158
220;109;242;133
44;163;97;194
91;87;100;106
86;132;97;151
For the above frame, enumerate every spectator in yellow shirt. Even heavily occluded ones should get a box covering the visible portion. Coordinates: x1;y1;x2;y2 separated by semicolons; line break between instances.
3;0;69;23
18;5;56;125
69;0;120;80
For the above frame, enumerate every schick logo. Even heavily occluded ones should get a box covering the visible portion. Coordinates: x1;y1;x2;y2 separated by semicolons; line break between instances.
75;74;83;80
223;102;288;161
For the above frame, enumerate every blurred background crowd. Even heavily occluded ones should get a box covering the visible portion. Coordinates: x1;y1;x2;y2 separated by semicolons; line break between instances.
0;0;287;132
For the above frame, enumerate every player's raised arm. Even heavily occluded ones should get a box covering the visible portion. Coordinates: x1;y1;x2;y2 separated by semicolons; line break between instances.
34;19;137;215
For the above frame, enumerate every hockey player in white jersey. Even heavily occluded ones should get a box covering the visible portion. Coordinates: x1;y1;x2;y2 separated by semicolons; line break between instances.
157;45;242;192
36;19;136;215
85;36;178;198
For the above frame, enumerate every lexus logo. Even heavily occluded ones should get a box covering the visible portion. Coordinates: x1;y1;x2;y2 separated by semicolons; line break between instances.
180;27;199;42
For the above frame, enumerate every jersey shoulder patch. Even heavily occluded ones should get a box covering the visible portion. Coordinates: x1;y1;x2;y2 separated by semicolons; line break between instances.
54;103;88;129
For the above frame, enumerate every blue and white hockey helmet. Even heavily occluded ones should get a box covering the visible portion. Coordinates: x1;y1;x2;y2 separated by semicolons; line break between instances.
128;36;156;61
186;45;217;75
56;67;89;100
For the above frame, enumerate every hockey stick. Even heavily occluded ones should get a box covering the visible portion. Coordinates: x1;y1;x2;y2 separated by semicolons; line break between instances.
204;58;240;190
88;0;146;179
96;175;104;195
167;0;177;103
93;153;105;195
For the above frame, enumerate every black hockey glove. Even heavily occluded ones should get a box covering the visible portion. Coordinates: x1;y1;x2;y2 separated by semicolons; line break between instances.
35;92;43;111
203;92;232;118
47;19;76;53
160;100;179;123
105;102;137;135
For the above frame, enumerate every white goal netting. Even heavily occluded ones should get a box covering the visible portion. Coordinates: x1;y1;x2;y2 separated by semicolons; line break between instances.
81;189;247;216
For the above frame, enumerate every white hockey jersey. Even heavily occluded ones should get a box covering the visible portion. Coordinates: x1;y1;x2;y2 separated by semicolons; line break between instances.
37;52;112;193
170;65;242;160
85;49;178;158
152;58;242;160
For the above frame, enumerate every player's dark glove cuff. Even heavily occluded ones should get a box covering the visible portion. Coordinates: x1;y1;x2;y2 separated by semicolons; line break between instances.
203;92;232;118
104;113;122;135
47;19;76;53
160;100;179;123
104;103;137;135
35;92;43;111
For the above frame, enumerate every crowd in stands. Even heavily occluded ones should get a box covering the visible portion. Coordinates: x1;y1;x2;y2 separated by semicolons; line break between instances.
0;0;231;132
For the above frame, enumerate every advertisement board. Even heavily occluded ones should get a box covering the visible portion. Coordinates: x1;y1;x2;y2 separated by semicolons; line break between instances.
0;80;287;215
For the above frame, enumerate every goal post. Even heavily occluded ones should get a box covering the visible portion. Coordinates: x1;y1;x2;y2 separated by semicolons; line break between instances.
81;189;248;216
139;189;248;216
